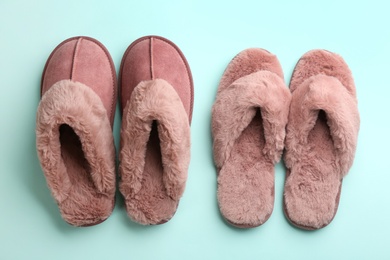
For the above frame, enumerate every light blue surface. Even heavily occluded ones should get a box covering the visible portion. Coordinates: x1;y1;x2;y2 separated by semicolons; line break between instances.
1;0;389;259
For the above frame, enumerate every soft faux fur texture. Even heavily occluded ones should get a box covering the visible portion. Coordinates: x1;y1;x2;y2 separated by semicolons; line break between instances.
213;71;291;167
284;50;360;230
36;80;116;226
212;48;291;228
119;79;190;225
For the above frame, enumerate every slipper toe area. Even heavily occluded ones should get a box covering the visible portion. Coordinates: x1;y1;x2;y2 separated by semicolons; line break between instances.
218;48;284;92
289;49;355;94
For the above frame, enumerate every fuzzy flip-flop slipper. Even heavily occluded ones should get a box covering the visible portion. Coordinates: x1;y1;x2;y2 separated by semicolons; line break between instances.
283;50;360;230
211;49;291;228
119;36;194;225
36;36;117;226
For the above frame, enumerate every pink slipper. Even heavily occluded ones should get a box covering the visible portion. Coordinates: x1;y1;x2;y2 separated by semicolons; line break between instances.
283;50;360;230
36;36;117;226
211;49;291;228
119;36;194;225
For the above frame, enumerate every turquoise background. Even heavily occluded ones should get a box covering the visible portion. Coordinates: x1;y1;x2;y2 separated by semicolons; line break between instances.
1;0;389;259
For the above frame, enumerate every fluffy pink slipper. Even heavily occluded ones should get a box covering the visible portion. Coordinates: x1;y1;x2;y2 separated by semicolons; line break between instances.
36;36;117;226
283;50;360;230
119;36;193;225
212;49;291;228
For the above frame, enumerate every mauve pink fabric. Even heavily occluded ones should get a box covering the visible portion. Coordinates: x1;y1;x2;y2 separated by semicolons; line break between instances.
120;79;191;225
37;36;117;226
120;36;193;122
212;49;291;228
119;36;193;225
283;50;360;230
42;37;117;125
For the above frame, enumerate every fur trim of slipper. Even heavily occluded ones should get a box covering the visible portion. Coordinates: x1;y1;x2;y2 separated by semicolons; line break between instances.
285;74;360;177
119;79;190;211
36;79;116;226
212;70;291;170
